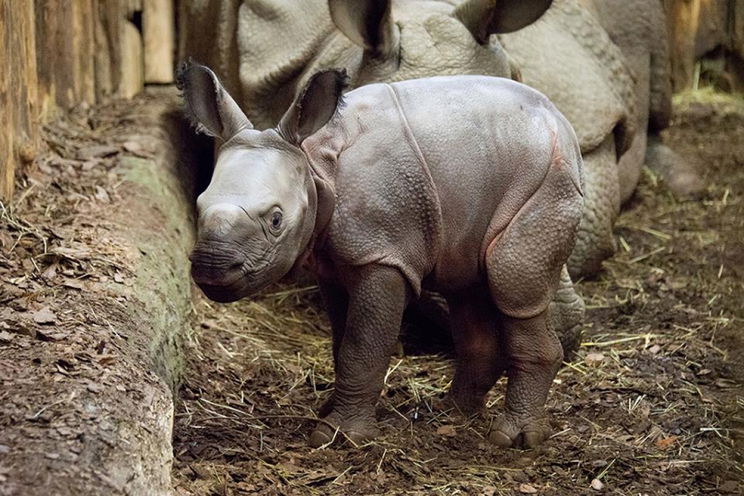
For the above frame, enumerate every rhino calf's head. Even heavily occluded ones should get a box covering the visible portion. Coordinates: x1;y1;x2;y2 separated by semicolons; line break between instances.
178;63;345;302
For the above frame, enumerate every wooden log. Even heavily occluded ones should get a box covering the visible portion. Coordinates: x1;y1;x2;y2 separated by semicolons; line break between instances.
94;0;117;100
732;0;744;62
664;0;702;91
664;0;744;91
144;0;175;83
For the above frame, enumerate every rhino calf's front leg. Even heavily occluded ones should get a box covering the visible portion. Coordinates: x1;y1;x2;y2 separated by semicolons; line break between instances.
316;278;348;418
309;265;411;447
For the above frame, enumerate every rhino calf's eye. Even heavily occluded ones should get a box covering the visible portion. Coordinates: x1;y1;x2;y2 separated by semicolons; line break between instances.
270;211;283;232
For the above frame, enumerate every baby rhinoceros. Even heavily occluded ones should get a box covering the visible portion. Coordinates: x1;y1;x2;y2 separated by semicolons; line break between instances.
180;63;584;449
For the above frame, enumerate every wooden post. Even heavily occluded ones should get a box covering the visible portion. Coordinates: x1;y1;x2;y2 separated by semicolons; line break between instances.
144;0;175;83
0;0;39;201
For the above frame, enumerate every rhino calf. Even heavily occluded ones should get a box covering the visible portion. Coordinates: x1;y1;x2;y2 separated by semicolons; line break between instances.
180;63;584;449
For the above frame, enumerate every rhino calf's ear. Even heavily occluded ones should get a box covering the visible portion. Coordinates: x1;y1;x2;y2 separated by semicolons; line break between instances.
278;69;348;146
176;62;253;141
328;0;398;58
454;0;553;44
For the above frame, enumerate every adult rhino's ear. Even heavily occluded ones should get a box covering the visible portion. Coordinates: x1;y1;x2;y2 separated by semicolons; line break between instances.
454;0;553;44
328;0;398;58
176;62;252;140
278;69;348;146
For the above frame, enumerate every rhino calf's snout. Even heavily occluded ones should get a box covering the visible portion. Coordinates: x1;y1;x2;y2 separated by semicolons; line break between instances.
190;243;245;285
190;203;252;292
197;203;247;237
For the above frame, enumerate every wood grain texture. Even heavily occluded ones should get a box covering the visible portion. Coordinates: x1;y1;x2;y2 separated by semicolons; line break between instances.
144;0;175;83
664;0;744;90
0;0;148;200
1;0;39;200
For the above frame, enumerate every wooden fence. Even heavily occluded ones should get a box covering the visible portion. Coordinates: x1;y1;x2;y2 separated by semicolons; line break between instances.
0;0;175;200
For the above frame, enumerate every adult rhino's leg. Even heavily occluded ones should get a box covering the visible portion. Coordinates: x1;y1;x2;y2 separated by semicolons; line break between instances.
645;135;705;198
617;117;649;205
309;265;410;448
643;5;703;198
568;134;620;278
548;265;585;361
446;288;505;416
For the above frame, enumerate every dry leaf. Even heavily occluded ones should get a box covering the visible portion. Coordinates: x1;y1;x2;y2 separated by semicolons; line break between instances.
519;483;538;494
655;436;678;449
62;279;84;290
32;307;57;324
436;425;456;437
585;352;605;365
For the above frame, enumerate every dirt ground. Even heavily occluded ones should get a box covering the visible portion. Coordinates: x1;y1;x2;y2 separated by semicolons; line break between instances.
0;92;193;495
171;92;744;496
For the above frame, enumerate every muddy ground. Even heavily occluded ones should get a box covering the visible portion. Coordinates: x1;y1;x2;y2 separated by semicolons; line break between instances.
0;89;742;496
170;91;744;495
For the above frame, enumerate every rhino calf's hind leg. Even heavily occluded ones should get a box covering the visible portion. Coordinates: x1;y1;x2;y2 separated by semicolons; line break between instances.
447;289;506;416
482;156;582;448
309;265;410;448
490;309;562;449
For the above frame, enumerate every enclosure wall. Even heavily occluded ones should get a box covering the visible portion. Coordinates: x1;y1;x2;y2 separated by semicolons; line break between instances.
0;0;175;200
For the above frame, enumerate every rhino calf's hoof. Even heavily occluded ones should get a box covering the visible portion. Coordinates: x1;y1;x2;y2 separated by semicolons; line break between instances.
308;411;379;448
489;415;551;449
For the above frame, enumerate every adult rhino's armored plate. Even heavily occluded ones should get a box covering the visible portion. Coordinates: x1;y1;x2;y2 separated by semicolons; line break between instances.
180;63;585;449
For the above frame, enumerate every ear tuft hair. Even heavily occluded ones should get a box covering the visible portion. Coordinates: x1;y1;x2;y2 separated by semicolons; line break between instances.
176;60;216;137
175;60;252;139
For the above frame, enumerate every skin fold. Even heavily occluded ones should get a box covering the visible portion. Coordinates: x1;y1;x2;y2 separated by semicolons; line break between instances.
179;63;584;449
180;0;587;357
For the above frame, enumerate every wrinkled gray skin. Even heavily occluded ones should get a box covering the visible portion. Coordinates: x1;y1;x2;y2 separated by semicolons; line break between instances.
180;0;586;357
179;0;698;279
499;0;703;273
578;0;704;199
180;64;584;449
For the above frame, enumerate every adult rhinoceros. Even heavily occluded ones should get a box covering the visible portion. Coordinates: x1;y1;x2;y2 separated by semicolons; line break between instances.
180;0;684;279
